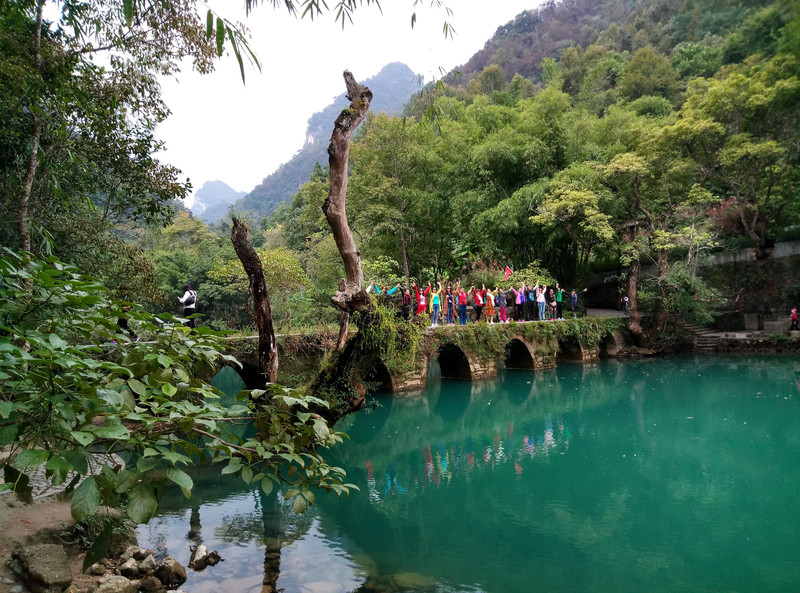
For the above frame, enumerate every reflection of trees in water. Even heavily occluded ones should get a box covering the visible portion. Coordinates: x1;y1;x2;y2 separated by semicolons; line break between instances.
321;357;800;589
208;488;319;592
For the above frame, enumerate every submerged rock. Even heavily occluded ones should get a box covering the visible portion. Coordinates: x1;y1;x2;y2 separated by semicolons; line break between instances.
390;572;436;590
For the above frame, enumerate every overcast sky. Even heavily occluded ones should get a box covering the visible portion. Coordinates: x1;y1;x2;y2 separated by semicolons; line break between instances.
156;0;540;205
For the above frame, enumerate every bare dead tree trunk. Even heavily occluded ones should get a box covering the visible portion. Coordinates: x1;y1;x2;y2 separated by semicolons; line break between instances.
322;71;373;315
400;228;411;288
231;217;278;387
310;72;377;421
19;0;46;254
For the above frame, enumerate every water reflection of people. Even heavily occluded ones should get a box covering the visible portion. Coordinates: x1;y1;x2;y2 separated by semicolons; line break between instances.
383;460;406;499
366;460;380;503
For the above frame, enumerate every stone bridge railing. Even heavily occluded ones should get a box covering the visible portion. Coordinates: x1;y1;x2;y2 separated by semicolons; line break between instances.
221;318;627;394
364;318;627;393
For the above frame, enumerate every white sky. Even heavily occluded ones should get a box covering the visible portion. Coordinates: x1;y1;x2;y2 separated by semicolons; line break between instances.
156;1;540;205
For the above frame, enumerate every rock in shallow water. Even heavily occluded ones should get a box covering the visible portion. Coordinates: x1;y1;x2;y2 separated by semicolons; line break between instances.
154;556;187;589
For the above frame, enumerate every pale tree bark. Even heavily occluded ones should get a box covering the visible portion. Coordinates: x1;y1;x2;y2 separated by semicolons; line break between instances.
19;0;46;254
322;70;373;315
231;217;278;387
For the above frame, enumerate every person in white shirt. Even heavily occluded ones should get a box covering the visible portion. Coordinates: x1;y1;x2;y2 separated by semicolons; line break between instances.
178;283;197;328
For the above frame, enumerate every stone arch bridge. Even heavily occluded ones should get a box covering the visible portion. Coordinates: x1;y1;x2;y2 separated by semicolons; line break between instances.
223;319;627;394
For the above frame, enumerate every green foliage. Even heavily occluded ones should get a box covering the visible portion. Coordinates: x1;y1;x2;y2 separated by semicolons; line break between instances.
0;249;355;534
355;305;425;375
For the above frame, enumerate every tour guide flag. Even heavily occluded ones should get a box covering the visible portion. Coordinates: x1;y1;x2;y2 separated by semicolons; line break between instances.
504;266;513;280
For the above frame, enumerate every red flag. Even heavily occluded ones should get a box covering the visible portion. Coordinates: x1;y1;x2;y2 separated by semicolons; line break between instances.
503;266;513;280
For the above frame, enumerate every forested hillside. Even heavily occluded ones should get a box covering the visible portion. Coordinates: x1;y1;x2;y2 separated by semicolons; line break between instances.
264;0;798;337
237;62;421;220
192;180;246;223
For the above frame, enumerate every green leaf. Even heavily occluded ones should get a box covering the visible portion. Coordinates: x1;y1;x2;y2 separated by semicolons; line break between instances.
296;412;311;424
12;449;49;470
220;464;239;475
0;425;19;446
127;378;146;397
261;477;274;496
0;401;17;419
92;422;130;441
83;522;113;571
3;466;31;501
114;469;140;494
45;456;72;486
293;495;308;514
165;467;193;498
98;389;123;410
136;458;158;473
157;354;171;368
126;483;158;523
241;466;253;484
216;17;225;56
284;488;300;501
71;431;94;447
122;0;134;26
71;476;101;522
62;449;89;475
161;383;177;397
206;9;214;38
48;333;68;349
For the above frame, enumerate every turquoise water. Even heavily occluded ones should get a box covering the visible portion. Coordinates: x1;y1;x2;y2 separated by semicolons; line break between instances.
138;356;800;593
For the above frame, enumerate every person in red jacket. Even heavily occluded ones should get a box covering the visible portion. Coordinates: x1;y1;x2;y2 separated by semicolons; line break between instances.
457;285;469;325
791;307;799;331
413;282;430;316
470;285;486;322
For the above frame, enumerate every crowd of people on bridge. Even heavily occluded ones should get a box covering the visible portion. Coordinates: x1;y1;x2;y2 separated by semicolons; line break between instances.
368;279;588;328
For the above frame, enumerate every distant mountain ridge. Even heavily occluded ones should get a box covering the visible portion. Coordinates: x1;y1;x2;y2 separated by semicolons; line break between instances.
237;62;421;219
191;180;245;223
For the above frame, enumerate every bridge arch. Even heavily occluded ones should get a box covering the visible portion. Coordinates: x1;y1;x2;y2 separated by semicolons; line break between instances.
599;331;622;358
557;335;585;362
435;343;472;380
218;359;262;389
504;336;537;370
362;361;395;393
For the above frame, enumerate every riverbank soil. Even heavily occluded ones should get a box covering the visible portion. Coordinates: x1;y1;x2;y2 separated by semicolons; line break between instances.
0;495;97;593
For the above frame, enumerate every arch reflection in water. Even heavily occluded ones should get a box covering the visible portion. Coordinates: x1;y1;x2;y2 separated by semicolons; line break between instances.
139;356;800;593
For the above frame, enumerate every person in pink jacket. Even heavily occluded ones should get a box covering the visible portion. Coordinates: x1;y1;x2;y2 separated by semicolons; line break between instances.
510;284;525;322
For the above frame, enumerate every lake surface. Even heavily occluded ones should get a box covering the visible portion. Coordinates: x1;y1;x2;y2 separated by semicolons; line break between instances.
138;355;800;593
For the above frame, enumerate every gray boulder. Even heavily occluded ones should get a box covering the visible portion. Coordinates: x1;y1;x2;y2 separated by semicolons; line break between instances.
95;574;137;593
154;556;187;590
9;544;72;593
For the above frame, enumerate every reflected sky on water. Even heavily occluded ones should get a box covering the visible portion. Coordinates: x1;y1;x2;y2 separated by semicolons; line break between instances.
138;355;800;593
